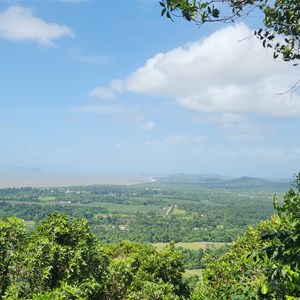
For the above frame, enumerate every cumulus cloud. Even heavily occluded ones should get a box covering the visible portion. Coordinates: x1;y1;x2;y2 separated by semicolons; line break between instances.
0;6;75;46
90;80;124;100
91;23;300;118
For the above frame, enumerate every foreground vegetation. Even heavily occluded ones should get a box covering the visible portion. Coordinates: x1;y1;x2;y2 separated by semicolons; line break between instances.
0;175;300;299
0;174;299;299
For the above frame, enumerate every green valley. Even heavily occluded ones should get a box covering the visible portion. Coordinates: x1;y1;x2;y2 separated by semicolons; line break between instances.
0;175;288;244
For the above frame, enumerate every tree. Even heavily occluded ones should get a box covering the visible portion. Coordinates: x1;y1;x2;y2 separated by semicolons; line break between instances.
191;226;267;300
105;240;190;299
160;0;300;62
256;174;300;299
4;212;109;299
0;218;25;297
1;213;190;299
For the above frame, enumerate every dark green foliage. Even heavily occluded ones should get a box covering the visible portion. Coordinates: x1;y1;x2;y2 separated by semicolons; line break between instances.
105;241;190;299
262;0;300;61
192;226;266;300
255;174;300;298
179;248;205;269
0;218;25;297
0;213;189;299
3;212;109;299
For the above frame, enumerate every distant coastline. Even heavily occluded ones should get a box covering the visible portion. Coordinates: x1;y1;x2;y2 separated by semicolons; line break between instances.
0;170;156;188
0;169;290;189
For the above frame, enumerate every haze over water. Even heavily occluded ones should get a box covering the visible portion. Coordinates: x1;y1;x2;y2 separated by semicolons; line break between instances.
0;170;154;188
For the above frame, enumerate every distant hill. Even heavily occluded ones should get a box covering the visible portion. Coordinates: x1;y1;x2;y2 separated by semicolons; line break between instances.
158;174;291;191
224;176;288;189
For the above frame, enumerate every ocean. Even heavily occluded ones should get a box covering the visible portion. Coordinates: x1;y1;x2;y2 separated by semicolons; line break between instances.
0;170;155;188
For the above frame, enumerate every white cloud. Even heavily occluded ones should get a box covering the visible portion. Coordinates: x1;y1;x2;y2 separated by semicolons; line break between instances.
92;23;300;118
90;80;124;100
89;88;115;100
0;6;75;46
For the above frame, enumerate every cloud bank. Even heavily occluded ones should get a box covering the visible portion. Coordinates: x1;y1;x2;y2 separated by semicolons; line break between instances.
91;23;300;119
0;6;75;46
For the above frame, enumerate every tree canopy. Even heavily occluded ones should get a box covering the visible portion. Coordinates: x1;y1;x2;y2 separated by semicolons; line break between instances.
160;0;300;62
0;212;189;299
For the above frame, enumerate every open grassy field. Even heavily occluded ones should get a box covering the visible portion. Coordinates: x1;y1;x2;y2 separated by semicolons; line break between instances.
87;201;163;214
152;241;229;251
39;196;56;201
172;208;187;215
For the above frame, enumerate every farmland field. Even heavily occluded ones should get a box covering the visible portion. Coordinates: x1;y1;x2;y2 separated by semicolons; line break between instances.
152;241;228;251
0;174;289;244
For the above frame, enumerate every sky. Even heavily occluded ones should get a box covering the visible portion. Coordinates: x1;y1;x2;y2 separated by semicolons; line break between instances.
0;0;299;180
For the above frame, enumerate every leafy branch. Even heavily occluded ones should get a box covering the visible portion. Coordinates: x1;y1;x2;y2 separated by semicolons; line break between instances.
160;0;300;62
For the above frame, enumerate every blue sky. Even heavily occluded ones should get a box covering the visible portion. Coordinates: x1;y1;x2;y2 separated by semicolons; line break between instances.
0;0;299;179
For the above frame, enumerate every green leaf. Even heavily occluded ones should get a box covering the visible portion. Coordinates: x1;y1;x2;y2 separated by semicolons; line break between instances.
261;283;268;295
161;7;167;16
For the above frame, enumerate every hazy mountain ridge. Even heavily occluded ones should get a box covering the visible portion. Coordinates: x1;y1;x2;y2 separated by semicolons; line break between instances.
158;174;292;190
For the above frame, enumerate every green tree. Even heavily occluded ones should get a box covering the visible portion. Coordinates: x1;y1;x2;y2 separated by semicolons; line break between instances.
256;174;300;299
160;0;300;61
0;218;25;297
105;240;190;299
4;212;109;299
192;226;267;300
